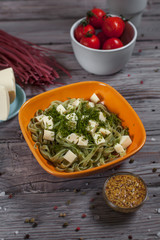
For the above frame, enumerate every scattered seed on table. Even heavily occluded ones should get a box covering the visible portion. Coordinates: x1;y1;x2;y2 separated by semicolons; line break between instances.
30;218;35;223
75;227;80;232
74;189;81;193
24;219;30;223
24;234;30;239
128;74;131;77
62;222;68;228
59;213;66;217
129;158;134;164
128;235;132;239
53;206;58;210
8;194;13;199
138;49;142;53
140;80;143;84
81;213;86;218
32;222;38;228
152;168;157;173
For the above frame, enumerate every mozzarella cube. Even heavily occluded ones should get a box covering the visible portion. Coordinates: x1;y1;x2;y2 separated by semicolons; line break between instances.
93;133;105;145
0;85;10;121
90;93;100;103
43;130;55;141
77;136;88;146
87;120;98;133
88;101;95;108
66;133;79;144
36;115;44;122
36;115;53;129
42;116;53;129
99;112;106;122
63;150;77;164
114;143;125;154
0;67;16;103
56;104;66;115
66;113;78;121
99;128;111;136
72;98;81;107
120;135;132;149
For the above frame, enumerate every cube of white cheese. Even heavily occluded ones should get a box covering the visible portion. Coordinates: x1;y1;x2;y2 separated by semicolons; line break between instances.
120;135;132;149
63;150;77;164
88;101;95;108
66;113;78;121
0;68;16;103
72;98;81;107
99;112;106;122
114;143;125;154
77;136;88;146
87;120;98;133
93;133;105;145
0;85;10;121
43;130;55;141
99;128;111;136
56;104;66;115
36;115;53;130
90;93;100;103
42;116;53;129
66;133;79;144
36;115;44;122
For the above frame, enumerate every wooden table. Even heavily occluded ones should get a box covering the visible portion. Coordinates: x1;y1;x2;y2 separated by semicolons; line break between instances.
0;0;160;239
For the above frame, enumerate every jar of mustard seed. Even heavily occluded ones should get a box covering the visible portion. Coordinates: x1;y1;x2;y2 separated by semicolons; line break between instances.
103;172;148;213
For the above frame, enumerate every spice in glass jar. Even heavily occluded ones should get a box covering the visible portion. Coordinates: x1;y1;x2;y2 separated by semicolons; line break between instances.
105;173;147;209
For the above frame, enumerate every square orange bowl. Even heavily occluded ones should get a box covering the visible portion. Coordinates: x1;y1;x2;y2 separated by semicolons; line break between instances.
18;81;146;178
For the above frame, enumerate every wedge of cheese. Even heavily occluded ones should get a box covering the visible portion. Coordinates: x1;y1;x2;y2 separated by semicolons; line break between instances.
0;68;16;103
0;85;10;121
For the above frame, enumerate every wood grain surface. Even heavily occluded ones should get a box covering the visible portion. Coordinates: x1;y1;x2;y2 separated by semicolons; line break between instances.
0;0;160;239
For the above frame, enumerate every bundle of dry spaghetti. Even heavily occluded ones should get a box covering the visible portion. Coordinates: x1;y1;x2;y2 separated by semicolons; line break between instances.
0;30;71;86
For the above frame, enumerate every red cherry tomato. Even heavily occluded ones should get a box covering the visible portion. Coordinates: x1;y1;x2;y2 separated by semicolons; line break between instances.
87;8;106;29
74;19;95;42
96;31;108;48
102;38;123;50
80;34;100;49
102;16;125;38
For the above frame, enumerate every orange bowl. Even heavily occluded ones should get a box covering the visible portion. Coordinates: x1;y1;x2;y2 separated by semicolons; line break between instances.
18;81;146;178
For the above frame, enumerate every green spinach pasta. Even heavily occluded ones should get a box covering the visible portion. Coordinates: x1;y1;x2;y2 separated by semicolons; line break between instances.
28;93;132;172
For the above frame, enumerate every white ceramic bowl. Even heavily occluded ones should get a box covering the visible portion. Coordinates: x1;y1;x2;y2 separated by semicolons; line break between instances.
70;17;137;75
107;0;148;28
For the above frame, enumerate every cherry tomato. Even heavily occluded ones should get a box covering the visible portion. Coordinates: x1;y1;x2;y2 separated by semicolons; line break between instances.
102;16;125;38
102;38;123;50
87;8;106;29
80;34;100;49
96;31;108;48
74;19;95;42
